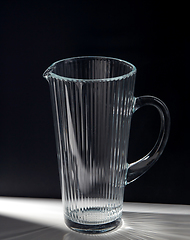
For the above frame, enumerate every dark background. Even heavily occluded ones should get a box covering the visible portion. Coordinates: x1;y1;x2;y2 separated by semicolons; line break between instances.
0;1;189;204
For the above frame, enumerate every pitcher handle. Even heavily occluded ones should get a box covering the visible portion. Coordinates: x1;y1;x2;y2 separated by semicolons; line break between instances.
126;95;170;184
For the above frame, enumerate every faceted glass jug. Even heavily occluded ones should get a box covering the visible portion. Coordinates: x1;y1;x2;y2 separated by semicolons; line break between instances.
43;56;170;233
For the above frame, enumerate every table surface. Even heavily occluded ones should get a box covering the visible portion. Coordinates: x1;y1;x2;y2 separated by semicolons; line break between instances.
0;197;190;240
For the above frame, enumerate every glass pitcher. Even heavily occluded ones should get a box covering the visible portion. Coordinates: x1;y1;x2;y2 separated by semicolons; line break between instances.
43;56;170;233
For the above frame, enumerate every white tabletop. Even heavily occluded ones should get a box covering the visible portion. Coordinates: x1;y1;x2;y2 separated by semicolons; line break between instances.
0;197;190;239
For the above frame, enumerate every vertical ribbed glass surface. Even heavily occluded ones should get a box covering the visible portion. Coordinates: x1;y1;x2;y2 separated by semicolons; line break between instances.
45;57;136;231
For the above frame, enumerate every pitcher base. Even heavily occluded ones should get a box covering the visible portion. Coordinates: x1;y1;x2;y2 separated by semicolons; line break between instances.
65;218;121;234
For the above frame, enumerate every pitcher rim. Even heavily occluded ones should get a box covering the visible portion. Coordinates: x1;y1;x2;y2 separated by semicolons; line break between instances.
43;56;137;82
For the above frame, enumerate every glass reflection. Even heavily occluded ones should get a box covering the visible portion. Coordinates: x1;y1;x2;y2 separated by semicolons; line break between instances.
0;198;190;240
64;212;190;240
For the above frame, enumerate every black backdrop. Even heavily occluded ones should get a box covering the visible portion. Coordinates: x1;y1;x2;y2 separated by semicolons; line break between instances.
0;1;189;204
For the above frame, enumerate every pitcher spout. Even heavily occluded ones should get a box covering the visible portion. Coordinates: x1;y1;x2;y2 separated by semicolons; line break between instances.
43;64;55;81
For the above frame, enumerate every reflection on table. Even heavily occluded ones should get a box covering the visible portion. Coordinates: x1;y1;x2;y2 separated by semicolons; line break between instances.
0;197;190;240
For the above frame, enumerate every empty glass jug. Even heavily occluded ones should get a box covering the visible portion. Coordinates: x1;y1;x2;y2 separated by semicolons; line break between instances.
43;56;170;233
